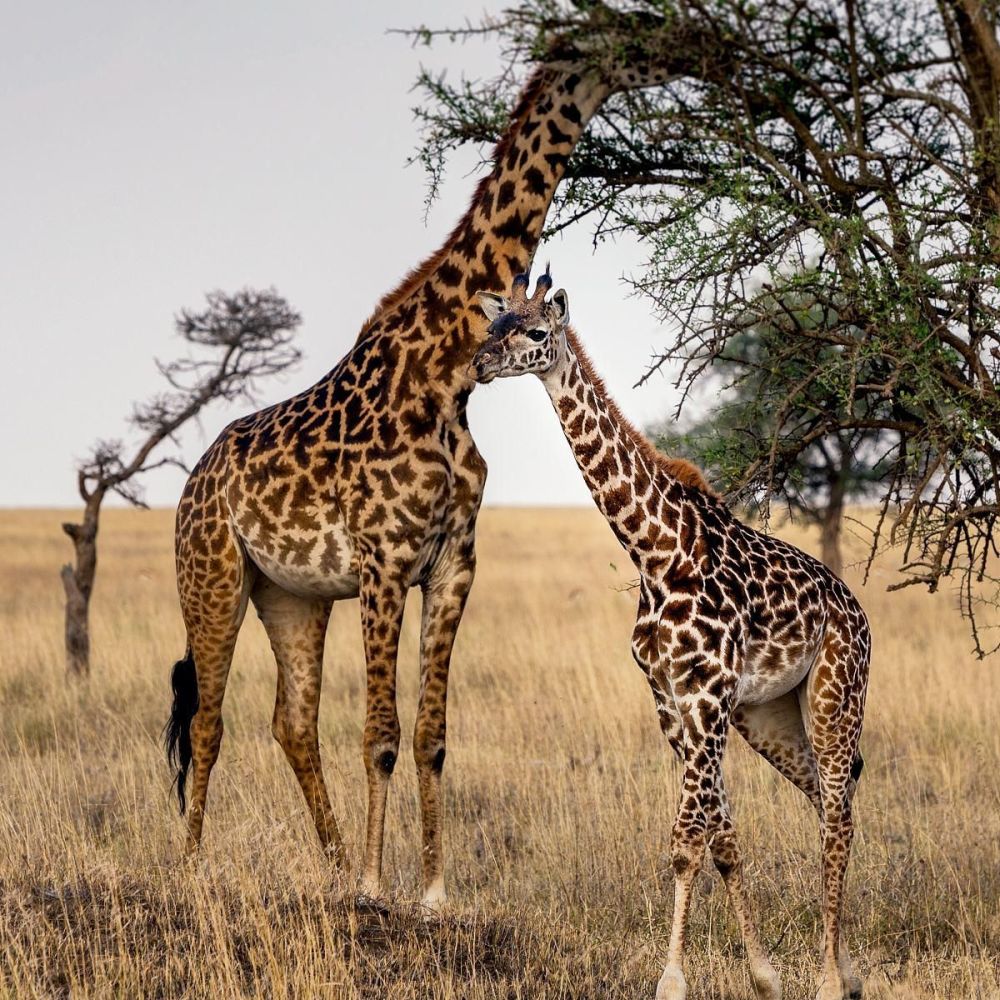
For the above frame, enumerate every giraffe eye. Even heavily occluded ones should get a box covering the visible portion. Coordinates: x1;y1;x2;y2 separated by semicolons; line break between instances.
526;328;547;343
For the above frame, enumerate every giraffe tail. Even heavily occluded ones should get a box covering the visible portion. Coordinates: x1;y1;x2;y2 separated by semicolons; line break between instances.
851;752;865;784
164;647;199;814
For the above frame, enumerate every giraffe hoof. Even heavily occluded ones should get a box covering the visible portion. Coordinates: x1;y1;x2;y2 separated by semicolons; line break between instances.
354;893;390;916
354;877;389;915
420;892;448;919
655;967;687;1000
420;880;447;915
843;977;862;1000
814;976;844;1000
751;963;781;1000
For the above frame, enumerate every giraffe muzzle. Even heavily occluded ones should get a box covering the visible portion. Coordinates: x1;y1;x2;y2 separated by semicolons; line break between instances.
470;344;502;384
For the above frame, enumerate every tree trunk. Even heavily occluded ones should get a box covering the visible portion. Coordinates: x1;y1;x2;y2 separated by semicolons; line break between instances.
819;467;847;577
947;0;1000;255
61;497;101;679
60;562;91;677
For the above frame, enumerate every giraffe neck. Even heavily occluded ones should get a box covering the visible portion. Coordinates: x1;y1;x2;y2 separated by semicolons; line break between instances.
541;330;695;557
360;67;612;402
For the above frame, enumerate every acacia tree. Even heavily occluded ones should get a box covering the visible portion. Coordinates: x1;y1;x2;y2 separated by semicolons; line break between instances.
61;288;301;677
413;0;1000;653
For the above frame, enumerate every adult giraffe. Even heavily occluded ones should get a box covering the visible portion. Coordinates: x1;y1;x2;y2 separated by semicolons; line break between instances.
165;51;683;907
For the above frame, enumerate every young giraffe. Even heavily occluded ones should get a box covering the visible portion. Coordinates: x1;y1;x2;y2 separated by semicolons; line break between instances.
165;61;681;908
471;273;870;1000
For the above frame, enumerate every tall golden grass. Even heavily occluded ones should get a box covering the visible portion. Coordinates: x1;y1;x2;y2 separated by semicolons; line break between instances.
0;507;997;999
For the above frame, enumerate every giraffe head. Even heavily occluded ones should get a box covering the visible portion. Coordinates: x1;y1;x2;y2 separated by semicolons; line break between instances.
471;270;569;384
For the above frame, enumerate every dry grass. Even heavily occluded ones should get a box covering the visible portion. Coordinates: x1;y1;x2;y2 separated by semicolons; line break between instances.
0;507;997;1000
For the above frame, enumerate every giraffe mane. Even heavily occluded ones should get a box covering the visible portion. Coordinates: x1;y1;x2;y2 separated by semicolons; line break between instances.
564;328;716;496
356;66;555;340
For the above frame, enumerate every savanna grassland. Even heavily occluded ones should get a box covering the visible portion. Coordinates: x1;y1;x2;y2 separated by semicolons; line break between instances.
0;507;997;999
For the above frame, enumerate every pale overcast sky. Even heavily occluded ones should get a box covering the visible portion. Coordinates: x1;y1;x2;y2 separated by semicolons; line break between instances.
1;2;681;508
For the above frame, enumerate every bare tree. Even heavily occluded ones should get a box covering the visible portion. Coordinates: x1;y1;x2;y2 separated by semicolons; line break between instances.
61;288;301;678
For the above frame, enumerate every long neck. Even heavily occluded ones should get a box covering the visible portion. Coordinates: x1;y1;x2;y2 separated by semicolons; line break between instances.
541;332;694;559
440;67;611;293
361;67;612;399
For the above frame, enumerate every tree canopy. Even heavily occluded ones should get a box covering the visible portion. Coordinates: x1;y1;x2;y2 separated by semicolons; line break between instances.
412;0;1000;653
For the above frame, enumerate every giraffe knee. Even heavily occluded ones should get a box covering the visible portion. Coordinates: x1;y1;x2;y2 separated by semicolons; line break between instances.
271;712;316;758
710;832;741;880
413;719;446;773
414;737;446;774
670;821;706;877
363;713;401;777
364;740;399;777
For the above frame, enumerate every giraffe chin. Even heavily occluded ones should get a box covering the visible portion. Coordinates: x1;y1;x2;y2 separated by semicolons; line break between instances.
471;364;500;385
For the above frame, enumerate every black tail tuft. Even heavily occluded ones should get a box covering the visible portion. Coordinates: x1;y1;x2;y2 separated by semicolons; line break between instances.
164;649;199;814
851;752;865;784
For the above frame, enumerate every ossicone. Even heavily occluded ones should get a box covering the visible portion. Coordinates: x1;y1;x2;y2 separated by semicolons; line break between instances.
531;265;553;303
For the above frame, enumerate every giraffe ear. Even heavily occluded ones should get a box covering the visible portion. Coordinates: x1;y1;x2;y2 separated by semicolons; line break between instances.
551;289;569;326
477;292;506;323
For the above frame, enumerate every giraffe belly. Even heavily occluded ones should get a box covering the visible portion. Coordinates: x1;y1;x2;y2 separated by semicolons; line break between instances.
736;639;821;706
239;521;360;600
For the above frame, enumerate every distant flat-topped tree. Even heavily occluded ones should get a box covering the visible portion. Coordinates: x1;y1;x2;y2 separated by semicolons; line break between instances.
652;285;895;577
61;288;301;678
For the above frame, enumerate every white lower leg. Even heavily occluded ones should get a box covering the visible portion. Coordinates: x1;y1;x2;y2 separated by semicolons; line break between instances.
359;760;391;900
838;933;862;998
656;855;699;1000
815;815;853;1000
420;874;447;911
656;966;687;1000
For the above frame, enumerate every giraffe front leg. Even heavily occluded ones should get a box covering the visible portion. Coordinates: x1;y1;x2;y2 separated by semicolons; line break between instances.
357;559;405;901
709;776;781;1000
656;648;744;1000
657;770;707;1000
413;543;475;910
657;693;732;999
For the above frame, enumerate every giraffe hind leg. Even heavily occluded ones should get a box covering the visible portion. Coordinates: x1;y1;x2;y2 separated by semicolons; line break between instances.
175;517;254;854
731;689;822;810
726;689;826;999
252;575;345;869
804;668;865;1000
734;687;863;1000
